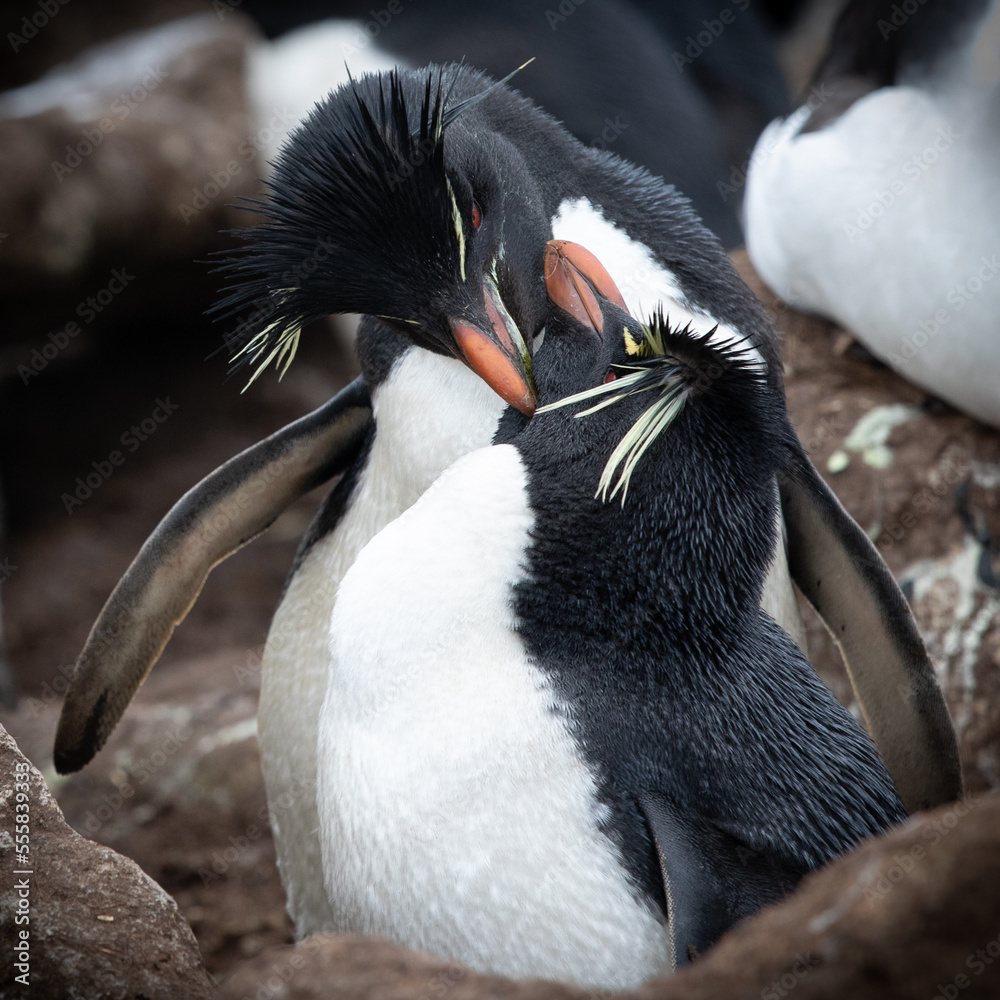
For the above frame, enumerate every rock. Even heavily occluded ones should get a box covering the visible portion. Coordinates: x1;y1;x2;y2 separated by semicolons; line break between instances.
216;934;585;1000
656;792;1000;999
0;722;212;999
217;794;1000;1000
4;648;294;979
732;250;1000;796
0;12;261;295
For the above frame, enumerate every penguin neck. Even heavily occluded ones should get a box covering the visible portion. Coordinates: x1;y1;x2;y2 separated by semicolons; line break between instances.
515;412;778;654
365;346;508;512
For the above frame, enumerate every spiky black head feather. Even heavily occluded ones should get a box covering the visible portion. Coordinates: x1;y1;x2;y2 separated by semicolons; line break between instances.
212;62;562;386
536;302;776;510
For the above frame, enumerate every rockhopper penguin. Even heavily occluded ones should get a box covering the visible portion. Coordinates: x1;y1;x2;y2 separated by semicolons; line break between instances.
316;284;906;986
54;64;959;939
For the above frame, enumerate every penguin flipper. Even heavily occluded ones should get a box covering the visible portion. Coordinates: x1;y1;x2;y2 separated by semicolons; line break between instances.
640;792;730;968
777;443;962;813
53;376;373;774
639;793;800;967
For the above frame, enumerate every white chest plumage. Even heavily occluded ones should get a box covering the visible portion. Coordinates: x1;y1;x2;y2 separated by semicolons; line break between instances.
745;86;1000;428
258;350;505;937
317;444;672;988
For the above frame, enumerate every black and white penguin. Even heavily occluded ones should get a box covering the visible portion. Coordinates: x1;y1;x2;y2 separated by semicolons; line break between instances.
745;0;1000;426
55;64;959;938
315;287;906;987
242;0;792;246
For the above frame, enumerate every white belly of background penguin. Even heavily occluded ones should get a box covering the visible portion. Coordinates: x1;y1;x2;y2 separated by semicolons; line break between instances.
318;445;672;988
260;350;505;935
744;0;1000;428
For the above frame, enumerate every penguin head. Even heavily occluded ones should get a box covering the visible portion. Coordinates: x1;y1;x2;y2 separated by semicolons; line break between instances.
524;274;786;608
214;63;567;415
535;256;783;510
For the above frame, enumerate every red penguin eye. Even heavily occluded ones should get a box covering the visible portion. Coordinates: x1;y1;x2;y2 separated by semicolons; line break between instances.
471;201;482;230
604;370;617;383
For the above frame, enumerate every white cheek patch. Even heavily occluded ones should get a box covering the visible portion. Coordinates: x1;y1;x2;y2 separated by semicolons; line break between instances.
551;197;766;371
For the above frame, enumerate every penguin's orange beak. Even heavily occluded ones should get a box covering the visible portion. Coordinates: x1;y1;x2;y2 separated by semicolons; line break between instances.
543;240;628;336
451;276;537;416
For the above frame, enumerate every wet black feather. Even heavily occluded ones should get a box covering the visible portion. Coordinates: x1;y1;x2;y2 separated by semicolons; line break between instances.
502;303;906;923
211;66;469;372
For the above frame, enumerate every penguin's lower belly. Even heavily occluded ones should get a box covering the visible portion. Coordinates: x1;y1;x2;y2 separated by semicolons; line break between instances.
316;446;672;988
317;654;671;989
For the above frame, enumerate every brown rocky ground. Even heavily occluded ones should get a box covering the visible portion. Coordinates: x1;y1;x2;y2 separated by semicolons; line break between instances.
220;790;1000;1000
0;724;214;999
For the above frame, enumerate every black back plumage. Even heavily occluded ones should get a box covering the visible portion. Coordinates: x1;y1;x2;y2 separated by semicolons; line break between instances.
809;0;992;93
502;304;906;924
237;0;796;246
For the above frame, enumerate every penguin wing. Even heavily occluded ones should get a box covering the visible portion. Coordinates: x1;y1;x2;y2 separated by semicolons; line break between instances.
53;376;373;774
639;792;801;967
778;441;962;813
